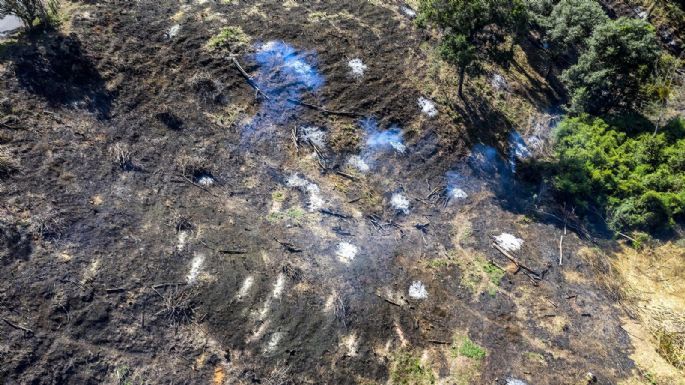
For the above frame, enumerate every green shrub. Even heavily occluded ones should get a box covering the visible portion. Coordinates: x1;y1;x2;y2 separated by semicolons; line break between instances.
206;26;250;51
552;115;685;232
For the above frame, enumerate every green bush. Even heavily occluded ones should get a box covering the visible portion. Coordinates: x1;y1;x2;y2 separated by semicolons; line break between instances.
553;115;685;232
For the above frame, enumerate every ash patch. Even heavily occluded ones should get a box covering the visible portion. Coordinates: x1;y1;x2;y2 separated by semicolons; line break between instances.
336;242;358;264
286;174;325;211
408;281;428;299
494;233;524;252
390;192;410;213
347;58;367;78
418;97;438;117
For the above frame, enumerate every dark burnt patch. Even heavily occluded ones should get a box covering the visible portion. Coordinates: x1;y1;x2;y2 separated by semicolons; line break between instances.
6;32;112;119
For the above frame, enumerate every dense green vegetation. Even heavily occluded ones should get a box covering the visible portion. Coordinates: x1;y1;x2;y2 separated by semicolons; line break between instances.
553;116;685;231
561;18;661;114
419;0;683;233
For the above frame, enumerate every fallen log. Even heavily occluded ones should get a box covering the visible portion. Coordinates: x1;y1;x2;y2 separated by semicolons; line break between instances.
492;242;541;280
229;56;270;100
286;98;360;117
320;208;350;219
274;238;303;253
2;318;33;335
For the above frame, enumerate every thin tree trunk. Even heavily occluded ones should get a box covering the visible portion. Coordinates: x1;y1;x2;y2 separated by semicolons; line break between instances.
458;65;465;99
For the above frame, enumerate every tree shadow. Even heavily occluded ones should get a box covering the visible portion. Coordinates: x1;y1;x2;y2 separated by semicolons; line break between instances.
512;35;568;107
1;29;112;119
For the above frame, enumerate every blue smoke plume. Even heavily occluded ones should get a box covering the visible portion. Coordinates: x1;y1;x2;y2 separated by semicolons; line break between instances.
362;118;406;154
246;41;325;130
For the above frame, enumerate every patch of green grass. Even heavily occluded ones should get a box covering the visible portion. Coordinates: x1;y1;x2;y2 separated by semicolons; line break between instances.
272;190;286;202
452;336;486;361
266;212;285;223
643;370;658;385
524;351;545;364
481;260;504;286
390;352;436;385
286;207;305;220
206;26;250;51
426;257;454;269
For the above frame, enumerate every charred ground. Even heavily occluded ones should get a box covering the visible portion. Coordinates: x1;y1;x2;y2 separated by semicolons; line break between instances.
0;1;675;384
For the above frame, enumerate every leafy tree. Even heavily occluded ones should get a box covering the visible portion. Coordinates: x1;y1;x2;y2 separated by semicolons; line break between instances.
418;0;528;98
544;0;608;53
553;115;685;232
0;0;58;30
561;17;660;114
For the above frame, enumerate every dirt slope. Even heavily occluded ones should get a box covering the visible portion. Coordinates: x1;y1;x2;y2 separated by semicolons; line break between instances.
0;1;665;384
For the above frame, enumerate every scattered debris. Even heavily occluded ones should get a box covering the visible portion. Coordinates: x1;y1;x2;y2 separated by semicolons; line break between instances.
2;318;33;335
274;238;303;253
319;208;350;219
408;281;428;299
492;242;541;281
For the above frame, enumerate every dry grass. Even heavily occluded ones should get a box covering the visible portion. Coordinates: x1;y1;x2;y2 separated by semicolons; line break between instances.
580;243;685;383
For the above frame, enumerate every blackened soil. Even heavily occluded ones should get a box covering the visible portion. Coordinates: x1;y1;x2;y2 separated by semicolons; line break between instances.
0;1;637;384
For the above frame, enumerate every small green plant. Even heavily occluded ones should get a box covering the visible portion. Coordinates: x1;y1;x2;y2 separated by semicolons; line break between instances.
481;261;504;286
285;207;305;220
271;190;286;202
629;232;652;251
266;212;285;223
390;352;436;385
524;351;545;364
452;336;486;360
206;26;250;51
426;257;454;269
642;370;658;385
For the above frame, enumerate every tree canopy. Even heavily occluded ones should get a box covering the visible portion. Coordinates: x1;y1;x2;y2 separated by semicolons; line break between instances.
544;0;608;52
561;17;660;114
